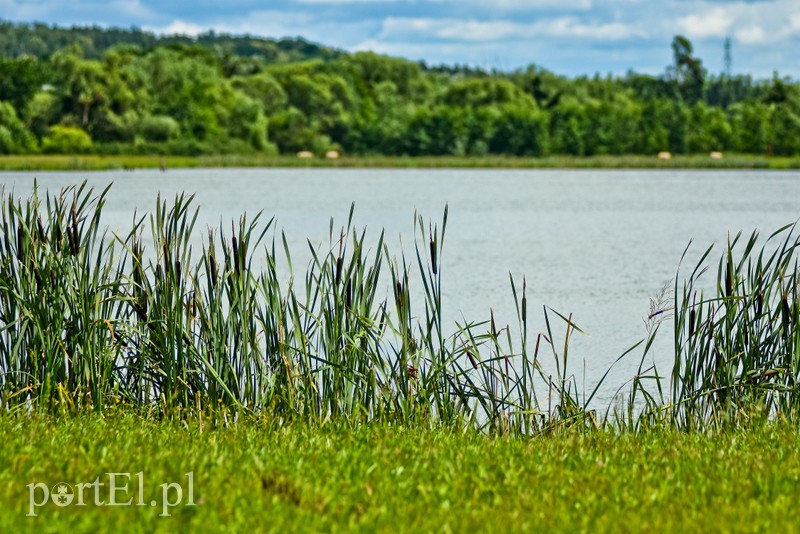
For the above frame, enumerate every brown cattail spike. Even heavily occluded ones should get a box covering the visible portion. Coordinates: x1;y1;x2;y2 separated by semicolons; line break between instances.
16;224;24;263
37;216;46;244
429;226;437;275
522;277;527;323
232;235;240;275
725;259;733;298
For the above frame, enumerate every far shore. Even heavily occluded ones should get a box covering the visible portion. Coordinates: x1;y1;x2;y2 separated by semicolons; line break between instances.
0;153;798;172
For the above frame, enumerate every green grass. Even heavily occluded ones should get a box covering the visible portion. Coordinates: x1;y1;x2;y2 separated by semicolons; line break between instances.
1;411;799;532
1;153;799;170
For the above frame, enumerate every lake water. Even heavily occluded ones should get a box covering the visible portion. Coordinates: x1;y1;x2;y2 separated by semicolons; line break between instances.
1;168;798;404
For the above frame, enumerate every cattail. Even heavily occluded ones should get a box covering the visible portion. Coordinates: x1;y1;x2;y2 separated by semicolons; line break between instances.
209;251;218;288
162;235;171;274
429;229;437;275
54;220;62;252
345;279;352;309
755;291;764;318
688;308;696;337
396;281;403;308
207;232;218;288
16;224;24;263
33;264;42;291
467;351;478;369
522;278;527;323
232;235;240;275
725;260;733;298
335;256;343;285
175;260;182;289
36;216;46;244
67;221;78;256
70;204;79;256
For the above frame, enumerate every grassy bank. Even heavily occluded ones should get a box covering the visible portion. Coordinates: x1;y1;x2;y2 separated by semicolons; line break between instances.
2;412;799;532
0;153;799;171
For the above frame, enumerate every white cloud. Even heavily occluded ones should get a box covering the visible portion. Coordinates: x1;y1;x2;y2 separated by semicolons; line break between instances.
148;20;208;36
378;16;643;43
735;26;765;44
108;0;157;20
677;7;733;38
448;0;593;9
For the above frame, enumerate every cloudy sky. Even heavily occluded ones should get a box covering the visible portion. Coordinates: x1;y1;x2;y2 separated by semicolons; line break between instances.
2;0;799;77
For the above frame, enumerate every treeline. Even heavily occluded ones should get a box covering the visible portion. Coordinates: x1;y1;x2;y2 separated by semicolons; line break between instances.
0;22;798;157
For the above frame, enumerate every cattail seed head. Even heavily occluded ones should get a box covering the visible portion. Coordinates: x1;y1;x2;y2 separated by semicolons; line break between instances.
54;221;62;252
16;224;24;263
725;261;733;298
232;235;240;275
209;252;218;288
467;351;478;369
429;238;437;275
36;216;46;244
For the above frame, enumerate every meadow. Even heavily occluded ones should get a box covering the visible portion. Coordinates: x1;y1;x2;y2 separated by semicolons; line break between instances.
0;180;798;530
3;412;800;532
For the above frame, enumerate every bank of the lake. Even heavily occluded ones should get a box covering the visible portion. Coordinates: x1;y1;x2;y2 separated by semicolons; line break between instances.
1;153;800;171
2;412;798;532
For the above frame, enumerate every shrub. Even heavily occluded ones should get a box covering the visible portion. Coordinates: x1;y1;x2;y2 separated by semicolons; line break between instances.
137;115;180;142
41;125;92;153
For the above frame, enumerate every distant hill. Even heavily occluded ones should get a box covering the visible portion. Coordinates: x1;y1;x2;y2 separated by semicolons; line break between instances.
0;20;342;63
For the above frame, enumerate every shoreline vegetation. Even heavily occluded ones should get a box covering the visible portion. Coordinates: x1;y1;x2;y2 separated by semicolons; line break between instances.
0;182;798;433
1;153;800;171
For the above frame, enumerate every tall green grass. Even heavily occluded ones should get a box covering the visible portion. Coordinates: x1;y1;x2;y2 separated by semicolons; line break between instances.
1;182;798;432
629;224;800;429
0;182;591;434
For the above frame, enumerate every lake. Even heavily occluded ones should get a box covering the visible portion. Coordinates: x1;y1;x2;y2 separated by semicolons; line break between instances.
1;167;798;405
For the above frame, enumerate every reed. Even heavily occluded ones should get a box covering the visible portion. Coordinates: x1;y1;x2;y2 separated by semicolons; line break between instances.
0;182;591;433
629;224;800;429
4;182;795;432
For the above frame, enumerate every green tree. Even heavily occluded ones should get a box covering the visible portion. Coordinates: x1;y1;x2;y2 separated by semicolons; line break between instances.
669;35;706;103
0;101;37;153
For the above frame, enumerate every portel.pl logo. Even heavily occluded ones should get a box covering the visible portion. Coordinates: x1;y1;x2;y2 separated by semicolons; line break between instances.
27;472;196;517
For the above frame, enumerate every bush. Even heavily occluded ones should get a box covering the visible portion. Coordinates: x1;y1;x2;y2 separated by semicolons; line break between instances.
42;125;93;154
137;115;180;142
0;101;37;153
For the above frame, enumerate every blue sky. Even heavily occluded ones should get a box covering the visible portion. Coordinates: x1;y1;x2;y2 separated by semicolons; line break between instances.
1;0;799;78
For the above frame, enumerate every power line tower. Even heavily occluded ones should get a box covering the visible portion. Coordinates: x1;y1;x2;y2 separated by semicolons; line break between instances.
723;37;732;77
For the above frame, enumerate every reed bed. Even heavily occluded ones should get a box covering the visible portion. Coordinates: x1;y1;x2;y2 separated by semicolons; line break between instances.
0;182;591;434
1;182;798;433
629;224;800;429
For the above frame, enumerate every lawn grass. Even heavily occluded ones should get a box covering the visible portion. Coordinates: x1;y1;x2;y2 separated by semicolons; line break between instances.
1;411;798;533
0;153;799;171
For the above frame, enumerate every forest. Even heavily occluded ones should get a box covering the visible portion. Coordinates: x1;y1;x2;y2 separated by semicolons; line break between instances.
0;21;798;157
